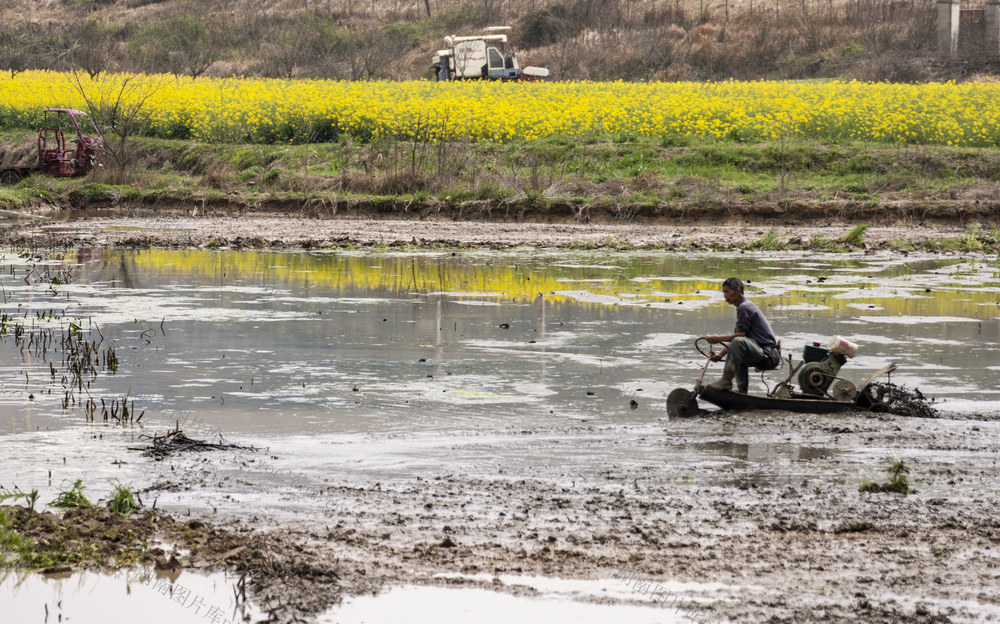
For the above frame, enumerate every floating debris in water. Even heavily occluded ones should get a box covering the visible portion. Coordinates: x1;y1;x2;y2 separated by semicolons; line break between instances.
133;427;257;460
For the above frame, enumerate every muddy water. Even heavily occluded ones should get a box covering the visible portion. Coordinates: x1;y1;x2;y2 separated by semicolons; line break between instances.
1;566;263;623
1;248;999;622
3;249;997;434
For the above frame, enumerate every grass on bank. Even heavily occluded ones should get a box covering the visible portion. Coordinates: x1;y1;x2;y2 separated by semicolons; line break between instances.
0;506;153;570
1;131;1000;251
0;480;145;570
2;132;998;204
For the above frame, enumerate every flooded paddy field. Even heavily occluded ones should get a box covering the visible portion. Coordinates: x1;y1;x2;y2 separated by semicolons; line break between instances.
1;247;998;623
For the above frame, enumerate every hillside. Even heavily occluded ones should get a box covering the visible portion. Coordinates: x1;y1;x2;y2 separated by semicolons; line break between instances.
0;0;995;82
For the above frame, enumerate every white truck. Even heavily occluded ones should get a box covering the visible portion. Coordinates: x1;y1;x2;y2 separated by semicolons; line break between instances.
432;27;549;82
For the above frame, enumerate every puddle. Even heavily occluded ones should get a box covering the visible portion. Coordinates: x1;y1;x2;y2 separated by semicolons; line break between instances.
326;585;669;623
321;575;722;624
1;567;263;624
321;570;1000;624
678;441;844;462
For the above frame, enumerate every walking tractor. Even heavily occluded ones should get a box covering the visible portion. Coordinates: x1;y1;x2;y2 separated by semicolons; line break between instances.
666;337;936;418
0;108;103;185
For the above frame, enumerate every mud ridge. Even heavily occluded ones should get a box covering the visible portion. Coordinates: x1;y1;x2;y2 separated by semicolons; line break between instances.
2;206;997;253
12;195;1000;228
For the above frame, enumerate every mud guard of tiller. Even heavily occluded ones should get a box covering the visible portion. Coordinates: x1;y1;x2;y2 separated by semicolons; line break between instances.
667;387;702;418
667;337;719;418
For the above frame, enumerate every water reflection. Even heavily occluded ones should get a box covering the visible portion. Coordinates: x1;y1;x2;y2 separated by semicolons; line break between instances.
56;248;1000;318
680;441;843;462
0;249;997;439
0;567;263;624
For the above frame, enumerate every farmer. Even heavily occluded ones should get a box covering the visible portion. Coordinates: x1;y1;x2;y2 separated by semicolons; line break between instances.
703;277;780;393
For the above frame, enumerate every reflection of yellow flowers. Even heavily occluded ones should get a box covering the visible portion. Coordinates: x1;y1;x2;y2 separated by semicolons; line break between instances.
84;248;999;319
2;71;999;146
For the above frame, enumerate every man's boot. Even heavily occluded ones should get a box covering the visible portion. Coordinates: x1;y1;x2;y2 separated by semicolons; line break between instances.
706;359;736;391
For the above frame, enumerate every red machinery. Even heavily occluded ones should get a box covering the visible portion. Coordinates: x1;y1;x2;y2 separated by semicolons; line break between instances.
1;108;103;184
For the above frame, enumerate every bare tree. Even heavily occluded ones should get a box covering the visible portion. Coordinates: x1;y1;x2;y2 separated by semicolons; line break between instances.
547;35;583;79
634;25;684;79
228;0;270;41
0;26;36;79
70;19;120;79
345;26;397;79
124;11;229;79
306;22;352;79
165;13;229;79
72;72;172;183
259;17;317;79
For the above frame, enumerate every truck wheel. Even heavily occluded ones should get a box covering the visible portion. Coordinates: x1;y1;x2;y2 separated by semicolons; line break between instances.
0;170;22;185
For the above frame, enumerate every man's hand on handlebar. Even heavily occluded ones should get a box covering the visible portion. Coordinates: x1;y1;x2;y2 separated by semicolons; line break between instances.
700;335;729;362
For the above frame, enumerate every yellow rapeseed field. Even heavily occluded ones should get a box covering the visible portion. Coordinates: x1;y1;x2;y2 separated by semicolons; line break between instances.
0;70;996;146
